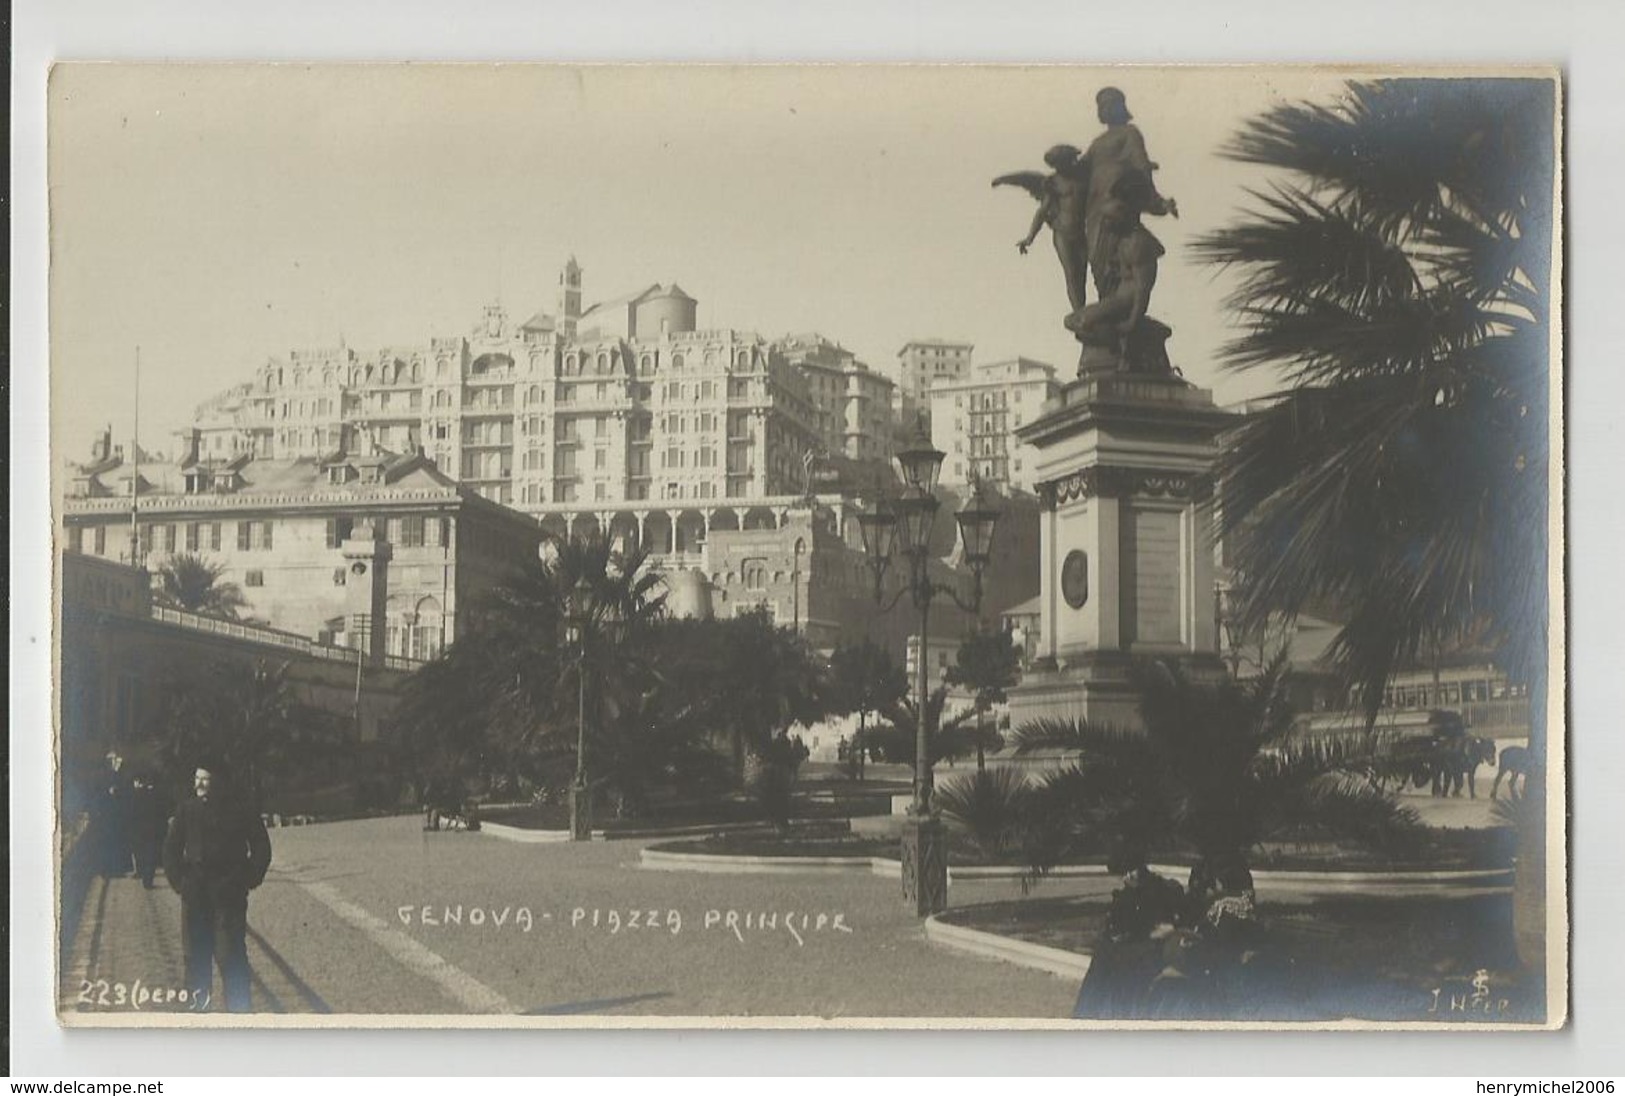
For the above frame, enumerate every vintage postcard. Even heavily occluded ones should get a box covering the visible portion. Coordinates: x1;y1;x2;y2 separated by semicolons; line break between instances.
49;63;1565;1029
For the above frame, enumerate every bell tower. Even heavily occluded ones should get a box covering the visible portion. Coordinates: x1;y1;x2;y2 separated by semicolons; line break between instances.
341;519;392;666
558;256;583;339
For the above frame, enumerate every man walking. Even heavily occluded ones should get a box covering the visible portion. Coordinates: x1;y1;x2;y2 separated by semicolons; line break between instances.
162;761;272;1012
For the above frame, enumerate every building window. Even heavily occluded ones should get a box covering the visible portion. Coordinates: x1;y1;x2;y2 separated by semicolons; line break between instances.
595;482;608;501
94;526;106;555
401;516;426;548
245;569;265;587
185;523;200;552
68;526;83;553
326;517;354;548
238;520;273;550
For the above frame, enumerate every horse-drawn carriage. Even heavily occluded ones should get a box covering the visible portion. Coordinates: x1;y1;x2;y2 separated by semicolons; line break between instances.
1368;711;1499;799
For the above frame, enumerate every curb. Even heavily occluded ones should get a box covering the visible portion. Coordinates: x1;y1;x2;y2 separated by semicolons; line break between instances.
924;915;1093;981
481;819;852;844
635;847;1513;895
479;822;588;844
639;847;900;876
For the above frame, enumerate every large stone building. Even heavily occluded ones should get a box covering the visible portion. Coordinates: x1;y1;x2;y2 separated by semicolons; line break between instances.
89;263;1054;678
929;357;1061;493
185;262;893;516
776;333;897;464
62;428;543;661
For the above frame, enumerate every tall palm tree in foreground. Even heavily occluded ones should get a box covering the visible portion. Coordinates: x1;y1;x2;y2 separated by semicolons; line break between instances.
1191;78;1555;753
1192;78;1557;971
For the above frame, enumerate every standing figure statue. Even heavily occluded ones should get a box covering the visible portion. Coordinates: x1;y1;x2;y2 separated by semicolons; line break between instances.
1081;87;1178;299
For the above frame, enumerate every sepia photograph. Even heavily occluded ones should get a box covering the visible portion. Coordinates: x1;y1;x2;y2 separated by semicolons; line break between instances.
46;62;1564;1030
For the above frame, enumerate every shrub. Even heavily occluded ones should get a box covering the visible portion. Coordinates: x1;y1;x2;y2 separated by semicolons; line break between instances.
750;734;808;829
935;766;1029;858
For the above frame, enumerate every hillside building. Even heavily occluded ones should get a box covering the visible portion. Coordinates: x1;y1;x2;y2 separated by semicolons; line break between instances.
929;357;1061;493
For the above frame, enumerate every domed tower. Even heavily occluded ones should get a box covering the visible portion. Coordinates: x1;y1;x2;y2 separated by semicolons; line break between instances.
632;283;698;339
664;568;714;621
558;257;583;339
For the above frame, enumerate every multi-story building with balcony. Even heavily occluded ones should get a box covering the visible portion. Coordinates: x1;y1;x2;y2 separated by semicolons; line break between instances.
775;333;897;464
106;263;1047;668
929;357;1060;493
184;263;889;520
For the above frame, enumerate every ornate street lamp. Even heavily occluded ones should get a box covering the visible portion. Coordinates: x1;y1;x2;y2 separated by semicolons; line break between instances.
566;574;594;841
859;451;1000;916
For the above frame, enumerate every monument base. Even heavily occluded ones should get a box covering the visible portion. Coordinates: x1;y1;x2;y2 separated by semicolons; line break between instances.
1071;316;1175;379
1008;650;1227;732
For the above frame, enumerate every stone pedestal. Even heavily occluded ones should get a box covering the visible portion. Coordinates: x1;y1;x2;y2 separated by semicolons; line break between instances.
900;815;949;916
1009;373;1232;730
569;782;592;842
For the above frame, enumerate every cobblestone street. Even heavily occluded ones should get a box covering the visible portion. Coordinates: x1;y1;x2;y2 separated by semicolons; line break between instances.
62;816;1089;1021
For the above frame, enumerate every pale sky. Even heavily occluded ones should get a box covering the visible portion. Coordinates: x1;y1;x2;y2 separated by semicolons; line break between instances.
49;64;1356;461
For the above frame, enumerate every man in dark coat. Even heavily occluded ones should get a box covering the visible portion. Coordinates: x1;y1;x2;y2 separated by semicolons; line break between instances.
94;751;134;877
129;774;169;888
162;762;272;1012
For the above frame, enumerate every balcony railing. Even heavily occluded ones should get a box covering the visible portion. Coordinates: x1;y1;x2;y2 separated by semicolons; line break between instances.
150;606;426;670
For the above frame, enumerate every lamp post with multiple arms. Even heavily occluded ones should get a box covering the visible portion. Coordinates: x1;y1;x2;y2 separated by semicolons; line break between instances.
566;574;594;841
856;424;1000;915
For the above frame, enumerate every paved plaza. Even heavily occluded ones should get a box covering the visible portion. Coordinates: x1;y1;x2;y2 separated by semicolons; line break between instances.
62;816;1095;1020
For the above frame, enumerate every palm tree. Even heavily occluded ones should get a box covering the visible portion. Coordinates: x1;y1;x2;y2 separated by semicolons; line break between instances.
1192;78;1556;972
154;553;248;619
394;533;672;807
1013;658;1422;890
1191;78;1554;749
158;658;349;810
874;684;979;771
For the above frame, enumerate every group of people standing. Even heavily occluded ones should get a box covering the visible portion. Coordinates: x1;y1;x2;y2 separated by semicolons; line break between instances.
89;752;169;886
1075;849;1271;1020
84;752;273;1013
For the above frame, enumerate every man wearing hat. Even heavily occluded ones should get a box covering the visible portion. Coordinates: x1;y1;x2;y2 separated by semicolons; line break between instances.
93;750;134;877
162;759;273;1012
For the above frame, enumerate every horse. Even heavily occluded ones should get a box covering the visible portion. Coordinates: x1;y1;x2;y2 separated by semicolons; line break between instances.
1443;736;1497;799
1491;745;1531;800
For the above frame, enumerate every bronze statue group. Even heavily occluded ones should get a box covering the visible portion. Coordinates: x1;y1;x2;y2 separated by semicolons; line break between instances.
997;86;1180;377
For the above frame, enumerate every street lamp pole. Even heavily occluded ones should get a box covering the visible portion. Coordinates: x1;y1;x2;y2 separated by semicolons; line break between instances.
857;427;1000;916
567;574;594;841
